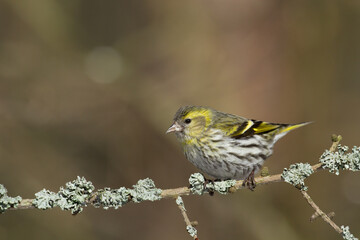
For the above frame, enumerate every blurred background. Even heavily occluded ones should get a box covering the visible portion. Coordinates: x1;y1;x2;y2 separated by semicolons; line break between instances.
0;0;359;239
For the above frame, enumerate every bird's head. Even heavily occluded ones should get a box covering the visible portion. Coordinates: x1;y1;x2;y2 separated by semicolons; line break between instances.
166;106;213;143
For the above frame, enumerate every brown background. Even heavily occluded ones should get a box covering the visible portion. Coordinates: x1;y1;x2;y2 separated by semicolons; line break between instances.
0;1;359;239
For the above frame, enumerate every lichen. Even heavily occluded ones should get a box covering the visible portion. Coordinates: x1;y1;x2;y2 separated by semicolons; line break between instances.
33;176;94;214
189;173;236;195
32;189;59;210
320;145;360;175
94;178;161;209
282;163;314;191
176;196;185;210
341;225;358;240
57;176;95;214
0;184;22;213
128;178;162;203
33;177;162;211
95;187;130;209
189;173;205;195
0;185;6;196
213;180;236;194
186;225;198;237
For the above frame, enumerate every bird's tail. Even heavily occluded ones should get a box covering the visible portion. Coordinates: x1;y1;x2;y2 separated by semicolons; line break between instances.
274;122;311;142
279;122;312;134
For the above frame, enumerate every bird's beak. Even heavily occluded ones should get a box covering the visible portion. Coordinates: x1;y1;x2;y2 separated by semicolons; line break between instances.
166;122;183;134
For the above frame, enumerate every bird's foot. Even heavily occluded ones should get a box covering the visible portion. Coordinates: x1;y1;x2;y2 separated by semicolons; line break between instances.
242;170;256;191
204;178;215;196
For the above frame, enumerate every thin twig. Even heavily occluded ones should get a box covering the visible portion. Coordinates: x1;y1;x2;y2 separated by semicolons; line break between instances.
310;211;335;222
176;196;199;240
300;134;343;234
301;191;342;233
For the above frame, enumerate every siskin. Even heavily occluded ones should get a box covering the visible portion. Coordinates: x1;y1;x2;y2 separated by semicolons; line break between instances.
166;106;310;189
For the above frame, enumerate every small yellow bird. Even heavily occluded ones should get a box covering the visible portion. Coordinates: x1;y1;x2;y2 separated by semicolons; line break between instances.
167;106;310;189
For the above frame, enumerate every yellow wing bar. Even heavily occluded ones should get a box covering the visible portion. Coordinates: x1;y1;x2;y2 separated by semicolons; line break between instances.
231;121;310;138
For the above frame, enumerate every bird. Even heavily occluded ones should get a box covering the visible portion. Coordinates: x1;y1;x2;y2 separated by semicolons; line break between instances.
166;106;310;190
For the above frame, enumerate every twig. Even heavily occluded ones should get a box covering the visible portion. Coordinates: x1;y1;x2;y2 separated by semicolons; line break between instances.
301;191;342;233
299;134;343;234
310;211;335;222
309;134;342;174
14;199;35;210
330;134;342;152
176;196;199;240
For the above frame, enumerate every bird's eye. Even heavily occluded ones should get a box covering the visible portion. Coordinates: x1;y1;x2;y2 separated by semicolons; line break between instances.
184;118;191;124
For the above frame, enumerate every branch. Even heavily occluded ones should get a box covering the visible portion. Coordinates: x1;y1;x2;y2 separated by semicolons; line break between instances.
299;134;342;234
1;134;359;240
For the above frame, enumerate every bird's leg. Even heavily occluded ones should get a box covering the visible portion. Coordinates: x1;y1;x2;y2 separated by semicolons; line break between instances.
204;177;215;196
242;169;256;191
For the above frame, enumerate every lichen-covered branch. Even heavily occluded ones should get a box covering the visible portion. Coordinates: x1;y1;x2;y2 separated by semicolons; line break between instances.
1;135;359;239
0;184;22;213
301;138;344;235
299;135;358;240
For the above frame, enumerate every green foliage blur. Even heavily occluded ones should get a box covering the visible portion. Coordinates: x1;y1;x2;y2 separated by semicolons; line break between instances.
0;1;359;239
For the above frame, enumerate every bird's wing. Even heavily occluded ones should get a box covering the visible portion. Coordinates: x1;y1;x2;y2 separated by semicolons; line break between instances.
219;119;308;139
225;120;278;138
210;111;309;139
